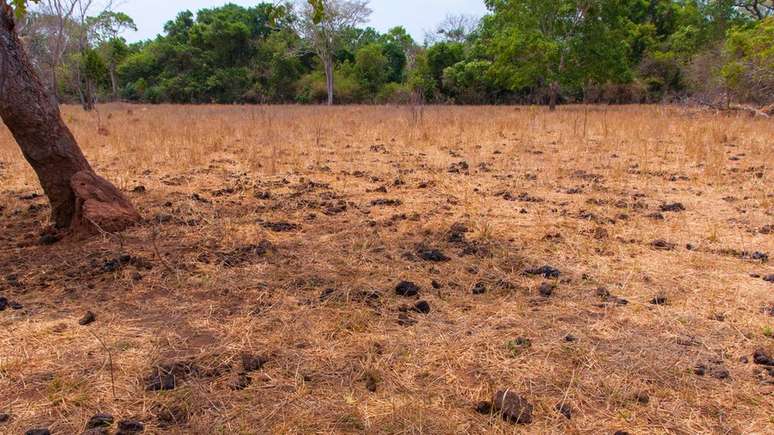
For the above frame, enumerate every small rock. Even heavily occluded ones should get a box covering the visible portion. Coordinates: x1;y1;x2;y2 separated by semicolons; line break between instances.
132;185;146;193
634;391;650;404
492;390;533;424
555;402;572;419
25;429;50;435
0;297;7;311
764;274;774;283
86;413;114;429
650;295;668;305
79;311;96;326
0;413;8;423
431;280;442;289
395;281;420;297
117;419;144;433
564;334;577;342
472;282;486;295
82;428;109;435
614;431;630;435
9;301;23;310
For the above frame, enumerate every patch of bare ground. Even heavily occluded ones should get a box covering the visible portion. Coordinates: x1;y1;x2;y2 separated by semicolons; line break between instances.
0;105;772;433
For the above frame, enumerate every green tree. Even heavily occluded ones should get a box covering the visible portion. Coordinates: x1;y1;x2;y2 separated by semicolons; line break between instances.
295;0;372;105
723;16;774;104
481;0;634;109
353;43;388;99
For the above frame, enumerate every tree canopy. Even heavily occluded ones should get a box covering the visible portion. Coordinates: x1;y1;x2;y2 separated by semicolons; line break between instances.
12;0;774;106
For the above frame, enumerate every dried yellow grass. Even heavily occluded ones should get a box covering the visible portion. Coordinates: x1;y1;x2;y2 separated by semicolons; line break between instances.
0;104;772;434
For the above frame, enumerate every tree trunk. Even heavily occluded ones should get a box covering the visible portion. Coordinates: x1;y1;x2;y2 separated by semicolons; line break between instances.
50;66;59;102
109;64;118;100
82;76;94;111
324;59;334;105
0;2;139;236
549;81;559;112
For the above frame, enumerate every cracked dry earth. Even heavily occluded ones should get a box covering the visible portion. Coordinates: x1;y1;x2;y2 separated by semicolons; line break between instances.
0;105;772;434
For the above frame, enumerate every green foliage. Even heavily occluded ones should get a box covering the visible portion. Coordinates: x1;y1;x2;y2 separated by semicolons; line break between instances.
407;51;437;101
80;48;107;83
11;0;37;17
16;0;770;106
353;43;389;99
722;17;774;103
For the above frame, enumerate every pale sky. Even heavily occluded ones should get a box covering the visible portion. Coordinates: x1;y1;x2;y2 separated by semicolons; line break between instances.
112;0;489;43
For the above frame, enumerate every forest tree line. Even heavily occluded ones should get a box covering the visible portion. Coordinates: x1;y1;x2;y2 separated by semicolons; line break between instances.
16;0;774;107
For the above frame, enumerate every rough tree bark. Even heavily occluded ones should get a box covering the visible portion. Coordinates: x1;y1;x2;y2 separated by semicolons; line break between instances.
548;81;559;112
0;1;139;236
324;57;334;106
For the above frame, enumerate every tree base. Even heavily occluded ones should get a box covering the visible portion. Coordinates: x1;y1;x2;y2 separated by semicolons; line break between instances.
69;170;141;236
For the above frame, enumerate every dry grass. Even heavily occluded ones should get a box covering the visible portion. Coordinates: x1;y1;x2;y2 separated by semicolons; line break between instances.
0;104;773;434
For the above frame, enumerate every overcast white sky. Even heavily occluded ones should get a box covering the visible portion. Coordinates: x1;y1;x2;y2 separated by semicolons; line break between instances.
112;0;489;43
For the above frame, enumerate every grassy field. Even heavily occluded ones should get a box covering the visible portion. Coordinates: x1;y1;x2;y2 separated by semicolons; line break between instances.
0;104;772;434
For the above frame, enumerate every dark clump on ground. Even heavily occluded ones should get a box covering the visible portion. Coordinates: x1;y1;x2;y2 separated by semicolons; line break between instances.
555;402;572;419
370;198;402;207
117;419;144;434
241;353;268;372
596;287;628;306
524;265;561;278
416;247;450;262
412;300;431;314
145;362;199;391
539;282;555;297
651;239;676;251
472;282;487;295
260;221;301;232
86;414;114;429
395;281;420;297
694;358;730;379
78;311;96;326
753;349;774;366
492;390;533;424
660;202;686;212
